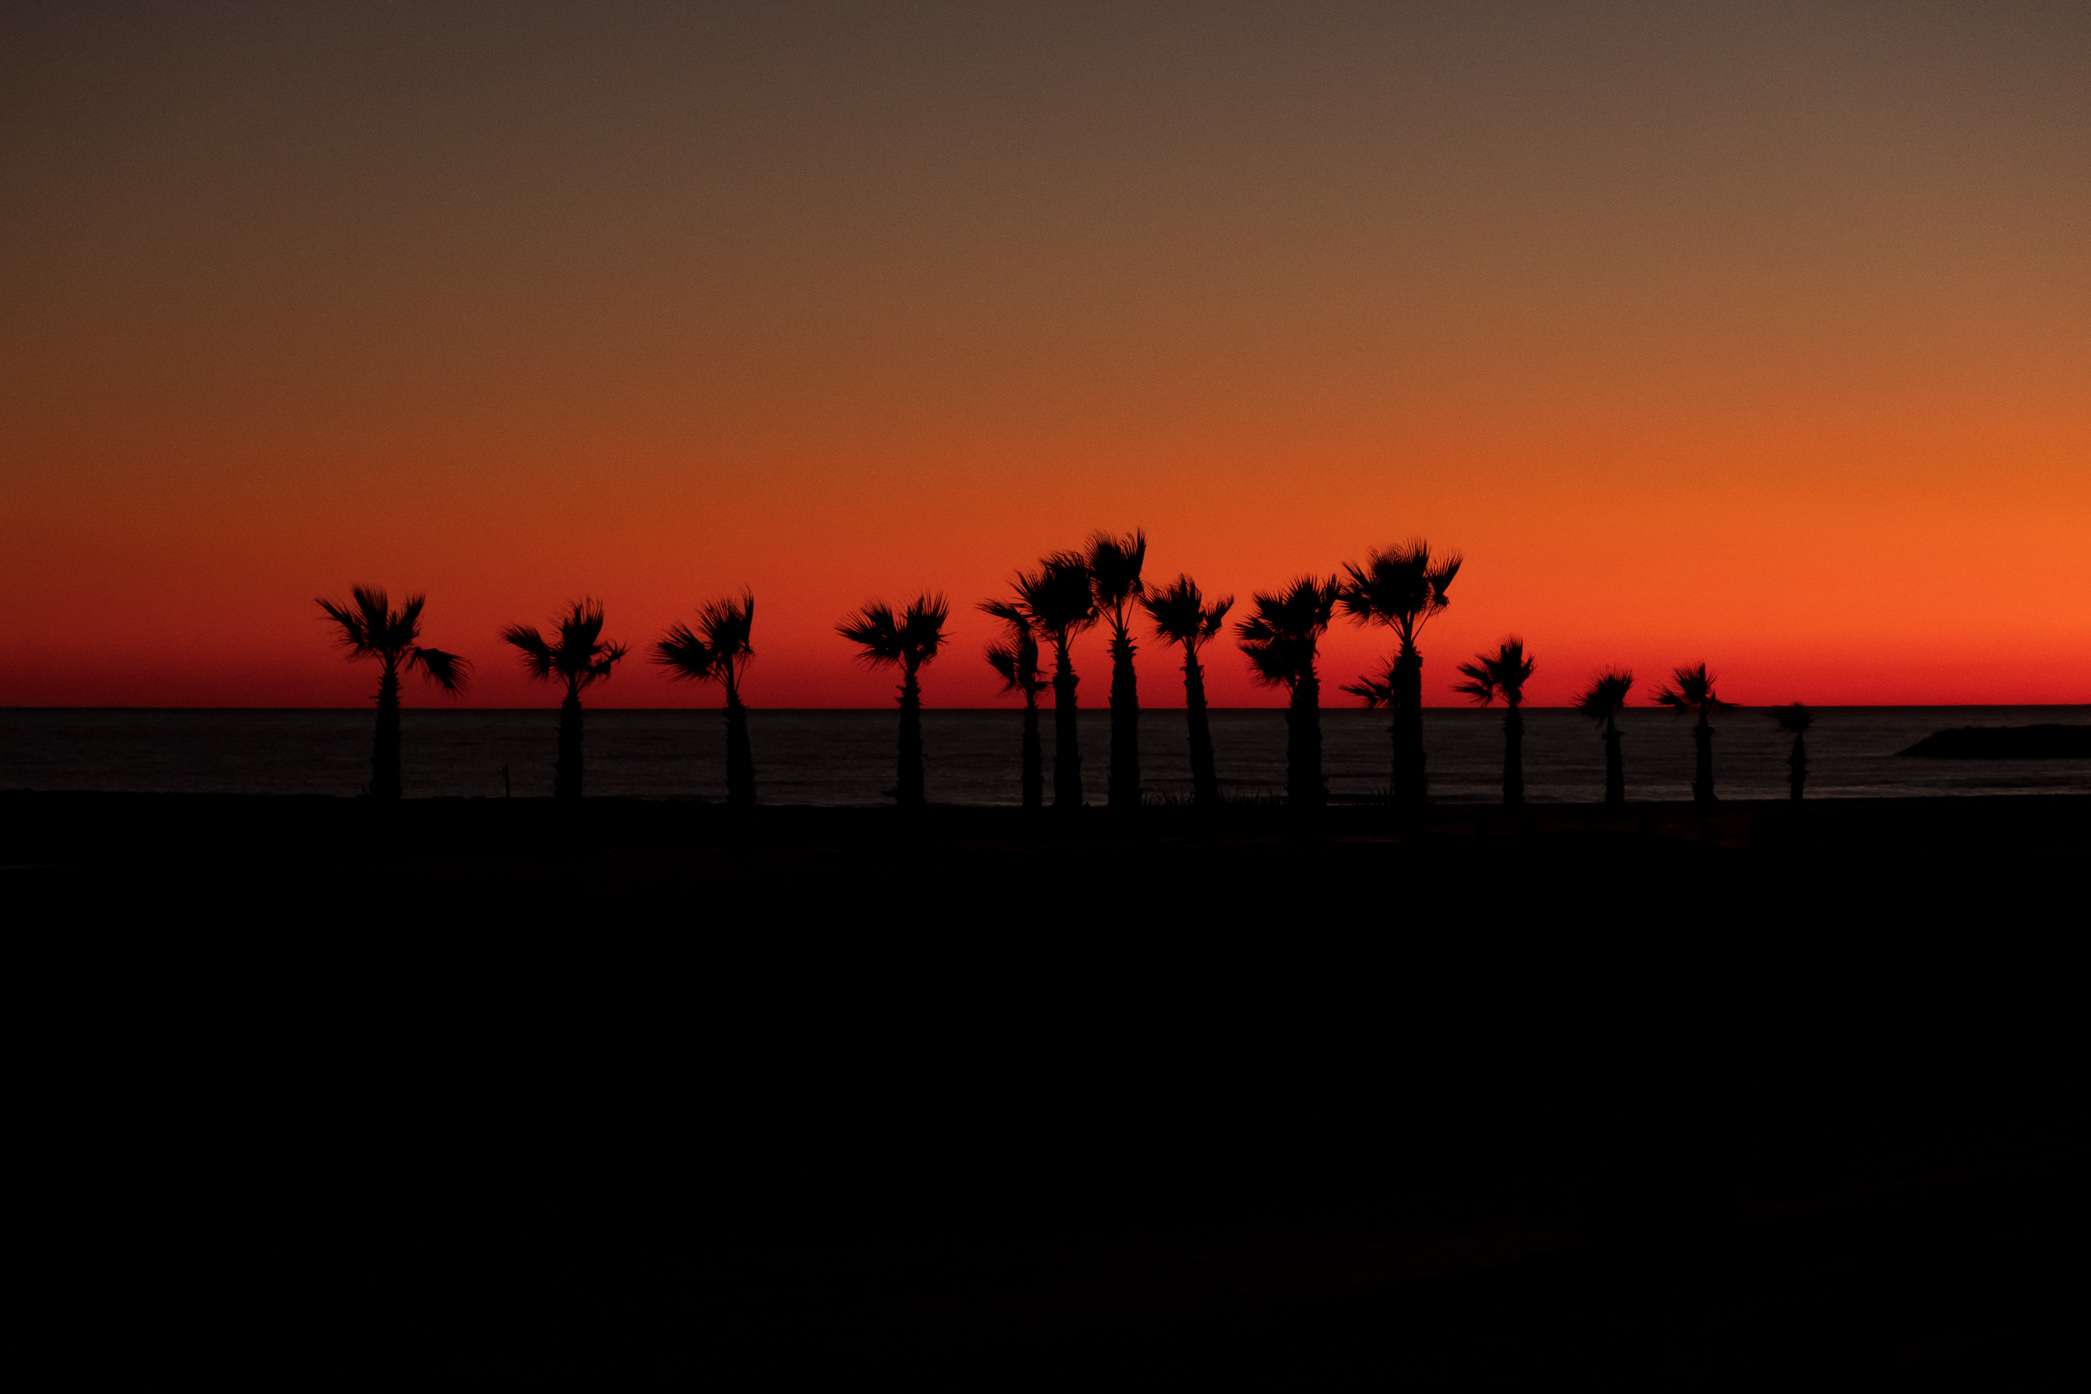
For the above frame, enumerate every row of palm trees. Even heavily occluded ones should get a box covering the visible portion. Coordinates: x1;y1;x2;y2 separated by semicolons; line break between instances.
317;543;1815;807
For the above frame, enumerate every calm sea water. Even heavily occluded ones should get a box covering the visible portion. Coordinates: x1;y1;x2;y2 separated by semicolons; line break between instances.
4;707;2087;804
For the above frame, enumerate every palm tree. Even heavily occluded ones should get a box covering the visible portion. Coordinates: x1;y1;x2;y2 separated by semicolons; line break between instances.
1236;576;1340;811
1574;669;1635;809
315;586;469;799
981;592;1046;811
1142;574;1232;808
838;594;949;808
502;600;625;800
654;591;758;808
1454;638;1535;808
1340;540;1461;811
1773;702;1813;802
1014;553;1097;811
1653;662;1734;806
1088;529;1148;812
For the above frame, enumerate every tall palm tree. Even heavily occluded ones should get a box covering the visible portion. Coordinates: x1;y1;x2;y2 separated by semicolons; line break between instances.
1088;529;1148;812
316;586;470;799
1454;637;1536;808
1015;553;1097;811
1773;702;1813;802
1142;574;1232;808
1574;669;1635;809
981;591;1046;811
654;591;758;808
1236;576;1340;811
1340;540;1461;811
502;600;625;800
837;593;949;808
1654;662;1734;806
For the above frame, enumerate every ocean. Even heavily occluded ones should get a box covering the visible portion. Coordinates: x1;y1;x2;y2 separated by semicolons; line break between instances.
4;706;2086;804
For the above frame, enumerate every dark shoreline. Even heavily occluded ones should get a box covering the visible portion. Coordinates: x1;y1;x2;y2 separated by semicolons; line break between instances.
12;790;2081;1384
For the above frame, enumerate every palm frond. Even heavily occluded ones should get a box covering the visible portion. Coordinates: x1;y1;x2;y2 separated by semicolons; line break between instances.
1453;659;1497;705
1343;660;1399;708
1087;529;1148;613
1140;573;1233;650
1459;636;1533;707
1573;669;1634;723
1339;539;1457;639
408;646;470;694
1234;575;1337;689
316;595;373;655
654;621;718;681
1654;662;1734;715
1016;552;1097;639
502;623;557;680
353;585;392;641
387;593;427;650
900;592;949;666
837;601;902;665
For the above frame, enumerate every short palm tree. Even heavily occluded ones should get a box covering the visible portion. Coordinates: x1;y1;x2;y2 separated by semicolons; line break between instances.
1088;529;1148;812
1340;540;1461;810
982;591;1047;811
837;593;949;808
655;591;758;808
316;586;470;799
1142;574;1232;808
1573;669;1635;809
1454;637;1536;808
1015;553;1097;811
1773;702;1813;802
1236;576;1340;811
1654;662;1734;806
502;600;625;800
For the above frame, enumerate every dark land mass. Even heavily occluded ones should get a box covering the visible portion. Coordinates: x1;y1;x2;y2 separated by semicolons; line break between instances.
1897;723;2091;758
6;792;2084;1387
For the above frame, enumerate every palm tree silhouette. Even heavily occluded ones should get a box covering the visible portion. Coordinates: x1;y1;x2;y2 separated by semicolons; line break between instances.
1454;638;1535;808
1237;576;1340;811
838;594;949;808
1773;702;1813;801
1340;541;1461;811
1015;553;1097;811
1574;669;1635;809
982;591;1046;811
1142;574;1233;808
316;586;469;799
655;591;758;808
502;600;625;800
1654;662;1734;806
1088;530;1148;812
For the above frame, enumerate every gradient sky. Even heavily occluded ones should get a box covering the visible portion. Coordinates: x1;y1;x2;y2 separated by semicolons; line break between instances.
6;1;2087;708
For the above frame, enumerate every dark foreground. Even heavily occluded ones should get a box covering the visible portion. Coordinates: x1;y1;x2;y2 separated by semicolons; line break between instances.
7;793;2085;1387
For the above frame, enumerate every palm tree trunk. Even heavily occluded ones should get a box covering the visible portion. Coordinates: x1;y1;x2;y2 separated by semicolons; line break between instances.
726;694;755;808
371;663;401;800
1393;646;1424;810
897;665;924;808
1287;674;1324;811
1021;690;1043;812
1692;712;1714;806
1183;652;1218;808
1107;629;1139;812
1052;639;1081;810
1788;732;1806;802
556;690;583;801
1503;705;1523;808
1603;716;1625;809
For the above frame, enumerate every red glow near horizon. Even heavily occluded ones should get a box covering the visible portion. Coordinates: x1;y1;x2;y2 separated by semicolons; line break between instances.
5;5;2088;711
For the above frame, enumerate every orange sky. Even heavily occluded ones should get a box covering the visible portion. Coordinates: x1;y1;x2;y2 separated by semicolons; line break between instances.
5;2;2087;708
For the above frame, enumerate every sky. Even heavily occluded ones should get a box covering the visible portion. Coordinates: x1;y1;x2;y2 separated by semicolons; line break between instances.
5;0;2087;708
